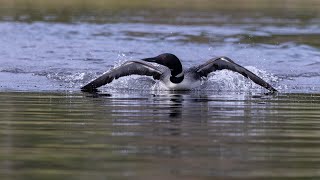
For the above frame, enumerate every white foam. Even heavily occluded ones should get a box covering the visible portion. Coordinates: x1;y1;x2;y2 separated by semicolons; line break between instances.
202;66;279;92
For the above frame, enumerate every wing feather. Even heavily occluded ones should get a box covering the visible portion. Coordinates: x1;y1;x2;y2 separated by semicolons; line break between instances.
81;60;163;92
196;57;277;92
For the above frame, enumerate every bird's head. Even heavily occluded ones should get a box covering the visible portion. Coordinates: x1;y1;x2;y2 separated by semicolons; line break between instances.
142;53;183;78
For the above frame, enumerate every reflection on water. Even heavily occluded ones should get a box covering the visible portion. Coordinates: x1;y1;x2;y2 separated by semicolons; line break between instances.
0;92;320;179
1;0;320;23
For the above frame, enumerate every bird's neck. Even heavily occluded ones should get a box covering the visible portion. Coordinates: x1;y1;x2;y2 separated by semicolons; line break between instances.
170;70;184;84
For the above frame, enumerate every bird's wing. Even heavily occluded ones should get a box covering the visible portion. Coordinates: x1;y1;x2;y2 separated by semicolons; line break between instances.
81;60;164;92
195;57;277;92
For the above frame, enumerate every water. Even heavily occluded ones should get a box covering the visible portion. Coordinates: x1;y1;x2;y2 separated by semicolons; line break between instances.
1;0;320;179
1;92;320;179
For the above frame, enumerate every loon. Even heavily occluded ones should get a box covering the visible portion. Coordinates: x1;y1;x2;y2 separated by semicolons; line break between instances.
81;53;277;92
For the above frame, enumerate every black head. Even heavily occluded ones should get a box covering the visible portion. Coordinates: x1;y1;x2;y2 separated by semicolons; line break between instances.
142;53;183;77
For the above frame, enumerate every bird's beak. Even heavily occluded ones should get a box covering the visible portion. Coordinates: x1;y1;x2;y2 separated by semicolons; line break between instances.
142;57;157;63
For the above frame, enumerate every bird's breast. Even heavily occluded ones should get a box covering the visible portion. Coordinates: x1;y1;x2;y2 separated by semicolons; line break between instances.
160;73;201;90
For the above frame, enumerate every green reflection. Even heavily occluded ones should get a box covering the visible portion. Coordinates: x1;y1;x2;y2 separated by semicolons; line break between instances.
1;0;320;23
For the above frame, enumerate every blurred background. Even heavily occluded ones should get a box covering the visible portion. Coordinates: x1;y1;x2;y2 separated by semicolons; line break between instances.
1;0;320;24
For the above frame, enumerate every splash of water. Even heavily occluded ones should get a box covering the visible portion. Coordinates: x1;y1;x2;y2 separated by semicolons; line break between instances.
75;66;279;93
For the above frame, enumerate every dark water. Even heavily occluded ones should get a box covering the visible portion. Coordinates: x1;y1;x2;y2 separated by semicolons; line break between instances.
1;92;320;179
1;1;320;179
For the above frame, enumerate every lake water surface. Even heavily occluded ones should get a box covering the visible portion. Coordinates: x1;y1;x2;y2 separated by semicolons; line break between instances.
1;1;320;179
